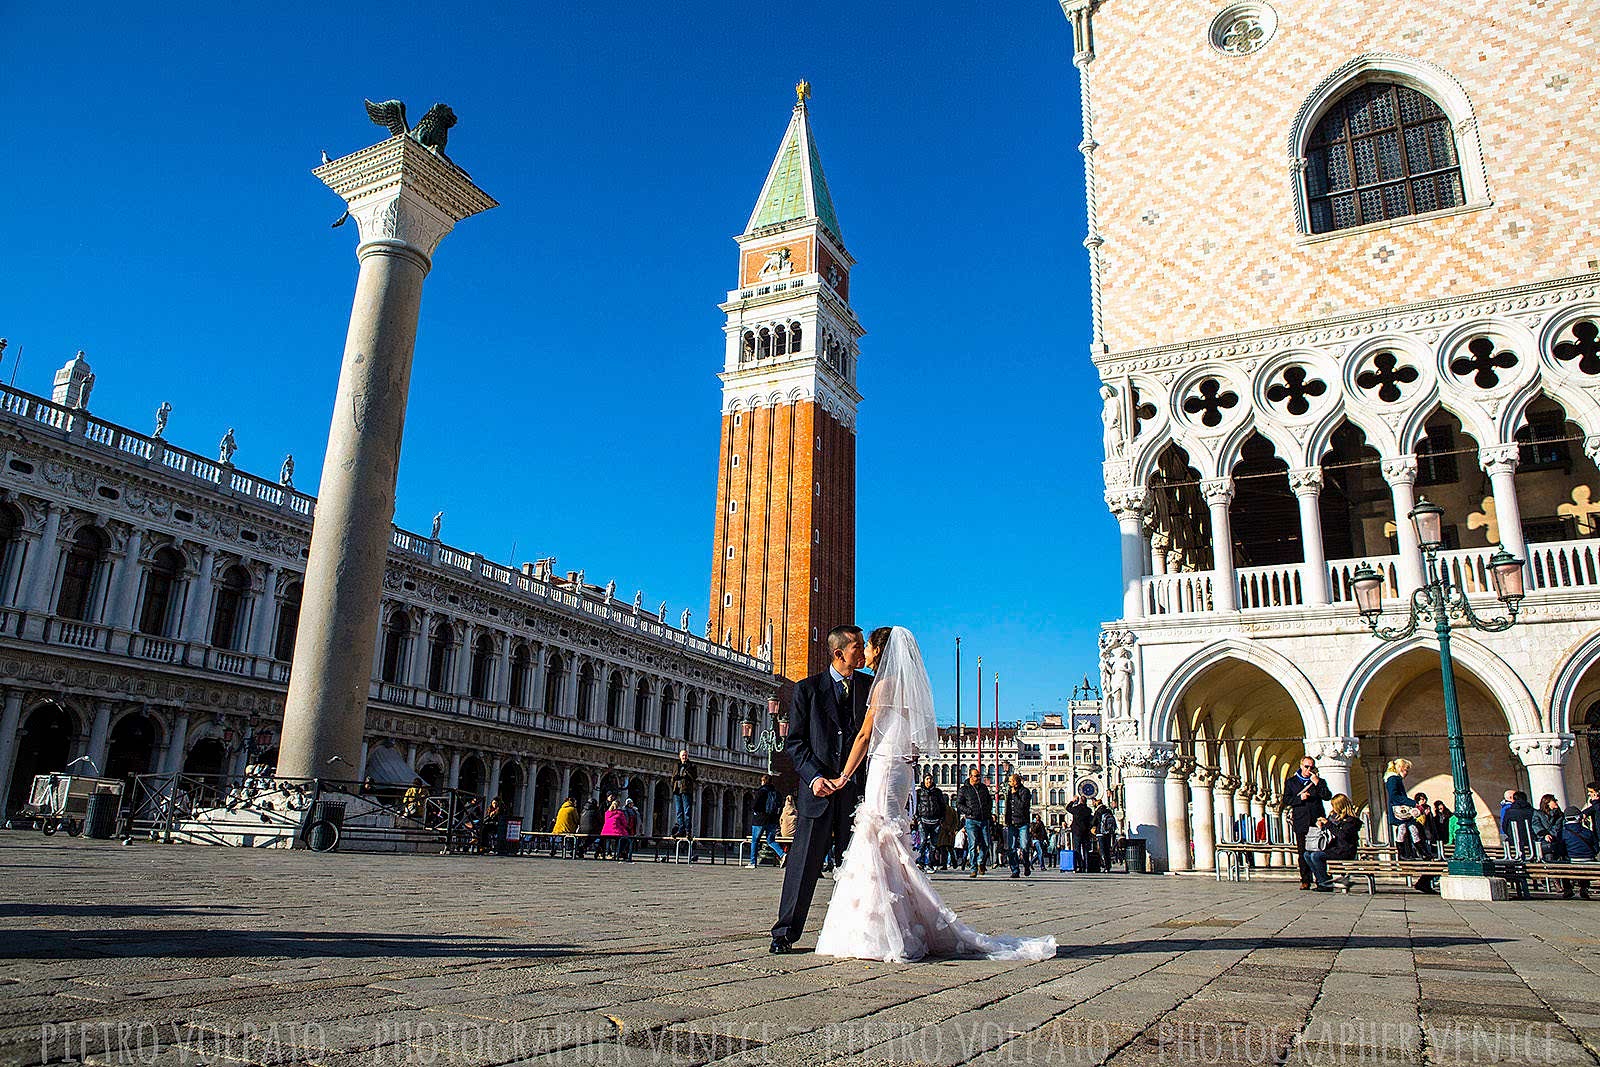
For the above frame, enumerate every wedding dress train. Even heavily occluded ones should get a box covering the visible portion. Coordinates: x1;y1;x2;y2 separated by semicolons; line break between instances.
813;631;1056;964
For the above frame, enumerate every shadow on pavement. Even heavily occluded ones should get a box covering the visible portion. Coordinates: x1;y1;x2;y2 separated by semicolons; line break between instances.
1064;934;1511;957
0;903;252;919
0;928;585;962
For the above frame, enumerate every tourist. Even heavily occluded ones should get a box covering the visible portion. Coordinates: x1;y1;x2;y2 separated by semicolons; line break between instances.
401;777;427;820
670;750;696;837
1412;792;1435;857
1583;783;1600;831
1067;794;1093;871
1002;773;1034;878
575;797;603;858
1425;799;1454;848
1501;790;1537;859
1325;794;1361;861
1092;797;1117;872
551;795;578;835
1560;806;1596;899
1383;759;1424;859
601;796;629;860
477;796;506;855
914;773;947;869
1029;816;1049;869
1499;789;1516;825
955;768;993;878
1532;794;1566;862
749;773;785;868
938;806;959;870
778;794;798;844
1284;754;1332;890
1303;817;1335;891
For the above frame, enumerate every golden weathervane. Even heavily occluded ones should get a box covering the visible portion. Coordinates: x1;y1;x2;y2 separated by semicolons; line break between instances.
795;79;812;105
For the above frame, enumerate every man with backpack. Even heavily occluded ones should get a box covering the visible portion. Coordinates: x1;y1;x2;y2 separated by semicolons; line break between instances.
748;773;786;868
1002;773;1034;878
913;773;947;870
1092;797;1119;872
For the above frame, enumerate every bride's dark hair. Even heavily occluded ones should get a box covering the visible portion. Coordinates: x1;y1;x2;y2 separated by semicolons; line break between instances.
868;627;893;659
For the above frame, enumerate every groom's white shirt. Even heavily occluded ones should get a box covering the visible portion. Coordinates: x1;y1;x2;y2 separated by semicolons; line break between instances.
816;665;851;792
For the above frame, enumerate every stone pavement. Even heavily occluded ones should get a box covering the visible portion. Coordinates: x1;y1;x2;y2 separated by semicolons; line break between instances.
2;834;1598;1067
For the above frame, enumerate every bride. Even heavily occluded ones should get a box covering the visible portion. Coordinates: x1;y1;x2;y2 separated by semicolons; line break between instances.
813;626;1057;963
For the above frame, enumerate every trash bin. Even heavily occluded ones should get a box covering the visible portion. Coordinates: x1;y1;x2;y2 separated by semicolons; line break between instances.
307;801;345;852
1123;837;1148;874
85;791;120;839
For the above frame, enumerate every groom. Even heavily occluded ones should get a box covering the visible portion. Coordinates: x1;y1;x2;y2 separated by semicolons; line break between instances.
769;624;873;954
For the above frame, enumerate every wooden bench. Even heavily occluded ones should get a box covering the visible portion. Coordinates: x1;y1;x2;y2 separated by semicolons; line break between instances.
1524;861;1599;896
1325;857;1447;894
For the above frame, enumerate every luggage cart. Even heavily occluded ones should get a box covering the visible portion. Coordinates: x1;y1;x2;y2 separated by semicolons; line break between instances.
23;773;124;837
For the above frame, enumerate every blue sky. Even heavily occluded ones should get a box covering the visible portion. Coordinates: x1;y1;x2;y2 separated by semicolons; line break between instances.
2;3;1106;723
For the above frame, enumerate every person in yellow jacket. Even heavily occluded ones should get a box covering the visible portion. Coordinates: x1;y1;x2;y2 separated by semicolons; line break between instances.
551;796;578;834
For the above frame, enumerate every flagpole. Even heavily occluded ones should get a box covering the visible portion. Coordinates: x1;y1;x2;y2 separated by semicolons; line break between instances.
954;636;962;776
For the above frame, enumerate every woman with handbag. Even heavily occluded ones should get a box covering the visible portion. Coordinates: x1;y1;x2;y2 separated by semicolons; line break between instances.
1384;759;1434;891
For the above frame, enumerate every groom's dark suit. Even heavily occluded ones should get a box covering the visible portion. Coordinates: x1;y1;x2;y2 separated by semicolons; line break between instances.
771;666;874;946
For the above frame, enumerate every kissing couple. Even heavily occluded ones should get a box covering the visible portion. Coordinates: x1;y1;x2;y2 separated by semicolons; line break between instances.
769;624;1057;963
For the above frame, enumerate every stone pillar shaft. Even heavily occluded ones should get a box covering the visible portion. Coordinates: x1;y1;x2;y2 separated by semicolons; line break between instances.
1202;479;1236;612
277;135;494;780
85;700;113;775
0;689;26;819
1190;773;1216;870
164;713;190;775
1481;447;1527;562
1164;769;1192;872
1290;468;1330;606
1382;458;1425;594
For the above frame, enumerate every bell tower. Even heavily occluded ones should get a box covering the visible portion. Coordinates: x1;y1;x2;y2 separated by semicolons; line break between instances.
710;82;864;687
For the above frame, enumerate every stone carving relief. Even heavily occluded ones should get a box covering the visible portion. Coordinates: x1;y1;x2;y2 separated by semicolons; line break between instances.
1208;2;1277;57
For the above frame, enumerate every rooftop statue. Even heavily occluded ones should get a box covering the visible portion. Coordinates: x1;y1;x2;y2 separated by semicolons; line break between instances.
364;99;458;160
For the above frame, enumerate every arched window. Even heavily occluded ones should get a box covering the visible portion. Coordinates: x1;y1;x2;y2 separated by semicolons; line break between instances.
0;504;24;605
789;322;802;351
774;324;788;356
380;610;411;683
273;581;303;661
659;684;676;735
758;328;772;360
1306;81;1463;234
138;547;185;637
742;331;756;361
508;643;531;708
576;662;595;721
469;633;495;700
606;671;625;727
544;652;566;715
427;621;456;692
684;691;700;742
209;565;252;649
56;527;108;621
634;678;650;732
707;697;720;748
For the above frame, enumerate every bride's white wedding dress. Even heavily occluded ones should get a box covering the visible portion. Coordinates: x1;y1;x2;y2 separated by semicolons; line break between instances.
813;629;1057;964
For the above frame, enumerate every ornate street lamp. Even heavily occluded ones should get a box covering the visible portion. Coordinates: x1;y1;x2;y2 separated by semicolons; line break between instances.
1349;498;1524;893
742;698;788;772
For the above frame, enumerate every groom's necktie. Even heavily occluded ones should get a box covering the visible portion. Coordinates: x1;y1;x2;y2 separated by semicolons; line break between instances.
839;675;850;708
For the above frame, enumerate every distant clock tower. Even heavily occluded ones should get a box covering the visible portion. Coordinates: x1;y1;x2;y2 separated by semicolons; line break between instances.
710;82;864;687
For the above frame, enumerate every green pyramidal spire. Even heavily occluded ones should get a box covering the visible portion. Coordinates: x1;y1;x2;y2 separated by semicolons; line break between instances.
746;83;842;242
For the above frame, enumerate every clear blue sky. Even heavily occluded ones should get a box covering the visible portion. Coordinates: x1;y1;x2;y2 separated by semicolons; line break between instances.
3;3;1108;723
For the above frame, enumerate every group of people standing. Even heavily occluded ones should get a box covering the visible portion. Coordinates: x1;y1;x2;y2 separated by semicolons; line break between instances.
547;792;641;860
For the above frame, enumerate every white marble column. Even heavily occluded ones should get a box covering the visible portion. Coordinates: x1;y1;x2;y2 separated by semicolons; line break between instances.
181;546;216;646
447;750;462;789
21;503;62;637
521;761;539;828
1190;766;1217;870
106;526;144;650
1201;478;1237;612
487;756;503;800
1480;445;1528;563
531;647;549;714
1106;488;1148;620
495;638;512;703
1381;457;1425;593
1213;776;1238;842
1289;467;1330;606
453;622;474;696
250;563;280;659
409;611;433;690
1510;733;1575;808
85;701;113;775
1164;760;1193;872
562;661;580;719
163;713;190;774
277;133;496;780
1115;743;1174;871
0;689;26;818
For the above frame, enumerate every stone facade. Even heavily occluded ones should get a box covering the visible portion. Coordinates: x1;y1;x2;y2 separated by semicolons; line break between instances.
1064;0;1600;872
709;92;863;686
0;368;775;836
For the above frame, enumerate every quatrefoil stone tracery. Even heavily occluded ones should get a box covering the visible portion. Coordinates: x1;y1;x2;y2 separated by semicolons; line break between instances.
1354;351;1420;404
1553;320;1600;375
1182;377;1240;428
1264;365;1328;416
1450;336;1519;389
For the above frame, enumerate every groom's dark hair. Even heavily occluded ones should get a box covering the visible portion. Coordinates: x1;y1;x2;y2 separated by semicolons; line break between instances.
826;625;863;654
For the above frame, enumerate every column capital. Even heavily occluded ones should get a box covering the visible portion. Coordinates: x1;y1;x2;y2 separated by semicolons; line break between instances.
1191;764;1218;788
1167;756;1195;780
1507;732;1575;767
1306;736;1360;766
1200;478;1234;507
1212;774;1239;792
1288;467;1324;497
1112;741;1174;778
1479;443;1519;476
316;135;497;265
1104;486;1148;520
1380;455;1418;486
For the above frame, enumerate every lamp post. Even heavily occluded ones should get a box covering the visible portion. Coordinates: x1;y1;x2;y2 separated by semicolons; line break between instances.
1350;498;1525;900
742;698;788;773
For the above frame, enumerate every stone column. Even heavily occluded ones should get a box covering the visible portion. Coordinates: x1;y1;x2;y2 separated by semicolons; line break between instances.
1509;733;1575;808
487;756;503;800
106;526;144;651
1189;765;1217;870
0;689;26;819
447;750;462;789
1307;736;1359;802
1164;759;1193;872
521;760;539;828
562;661;580;719
277;132;496;780
642;776;656;835
1201;478;1237;612
409;611;433;690
1249;791;1268;841
1106;488;1148;620
558;765;572;802
1480;445;1528;564
250;563;281;659
453;622;474;696
1381;457;1425;594
495;638;512;704
1289;467;1330;606
531;647;550;715
181;545;216;646
1213;776;1238;842
164;713;190;775
1114;743;1174;871
21;502;62;637
356;740;370;782
85;701;113;775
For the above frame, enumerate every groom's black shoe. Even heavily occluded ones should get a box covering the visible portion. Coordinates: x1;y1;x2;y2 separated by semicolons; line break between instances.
769;937;793;955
